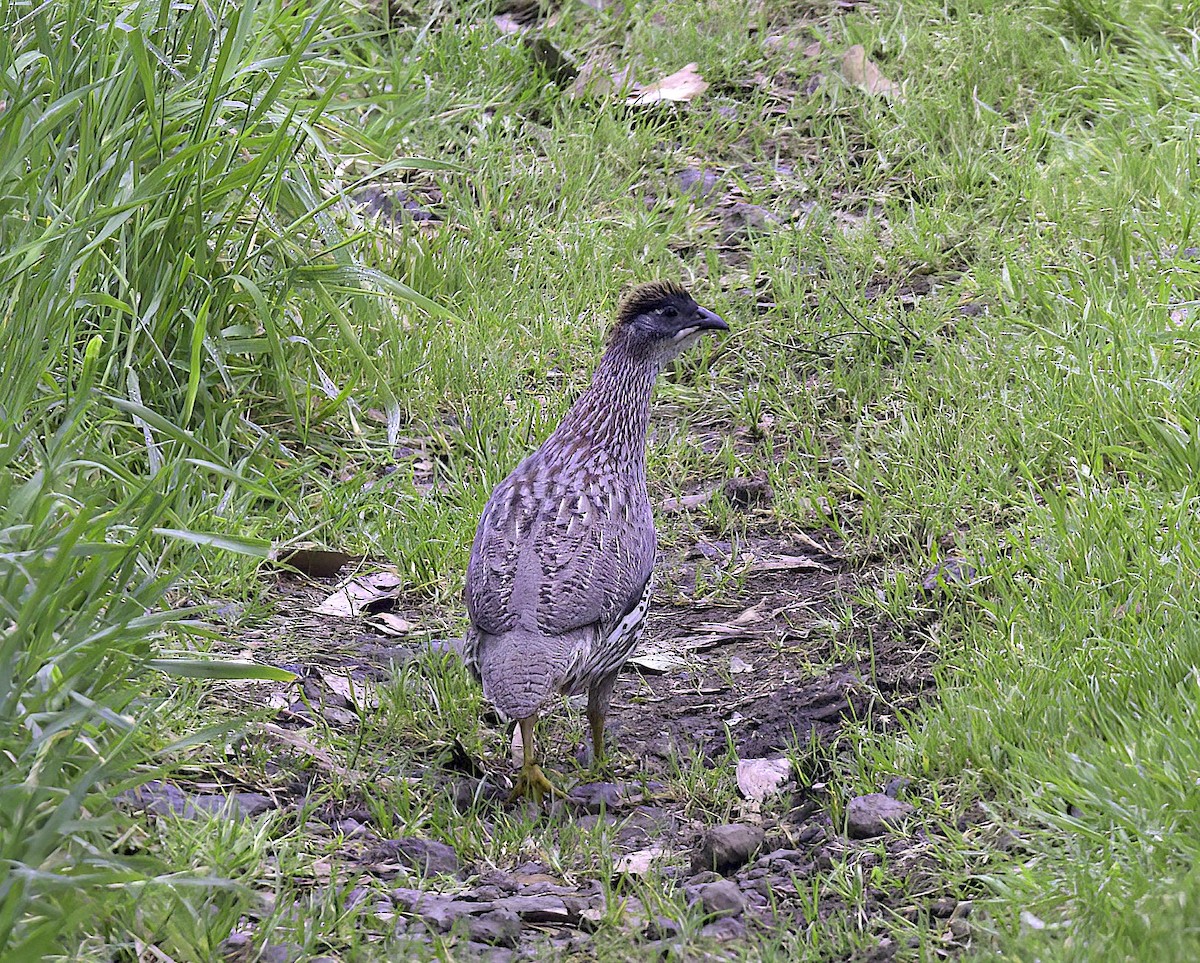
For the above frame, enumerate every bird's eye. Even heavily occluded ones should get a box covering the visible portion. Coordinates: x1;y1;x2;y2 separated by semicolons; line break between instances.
662;305;678;319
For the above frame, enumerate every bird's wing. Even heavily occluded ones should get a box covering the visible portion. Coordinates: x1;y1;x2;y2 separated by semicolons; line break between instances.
465;473;655;639
464;481;527;636
531;501;656;637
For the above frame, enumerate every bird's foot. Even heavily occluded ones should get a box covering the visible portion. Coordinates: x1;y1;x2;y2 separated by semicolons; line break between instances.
508;762;565;804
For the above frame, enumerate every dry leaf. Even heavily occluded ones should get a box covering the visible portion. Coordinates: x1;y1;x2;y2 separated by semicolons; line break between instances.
312;572;402;618
730;604;765;626
493;13;526;34
369;612;416;637
661;487;717;512
613;846;666;876
790;530;839;558
626;652;686;674
746;554;833;573
324;673;379;709
258;722;398;788
736;757;792;801
627;63;708;106
840;45;899;99
571;58;636;99
272;545;350;577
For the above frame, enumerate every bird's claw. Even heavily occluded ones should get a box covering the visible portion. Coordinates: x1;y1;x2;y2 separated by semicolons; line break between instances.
508;762;565;804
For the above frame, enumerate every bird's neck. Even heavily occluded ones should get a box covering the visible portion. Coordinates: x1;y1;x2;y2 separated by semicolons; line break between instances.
548;339;660;470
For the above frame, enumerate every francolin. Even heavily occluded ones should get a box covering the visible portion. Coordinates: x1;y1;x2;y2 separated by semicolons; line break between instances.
464;281;728;800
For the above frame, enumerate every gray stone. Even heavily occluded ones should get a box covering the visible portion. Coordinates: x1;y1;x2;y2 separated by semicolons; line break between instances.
466;909;521;948
120;780;189;816
190;792;276;819
846;794;915;839
119;782;275;821
699;879;745;918
691;824;765;875
257;944;303;963
919;558;977;594
461;944;516;963
700;916;746;941
644;915;682;940
678;167;722;201
371;837;459;876
567;781;623;814
490;894;585;925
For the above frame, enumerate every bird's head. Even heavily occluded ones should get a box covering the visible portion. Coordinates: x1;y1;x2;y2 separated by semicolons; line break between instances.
608;281;728;364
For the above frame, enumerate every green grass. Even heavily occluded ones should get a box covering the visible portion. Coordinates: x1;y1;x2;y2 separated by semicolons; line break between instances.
6;0;1200;957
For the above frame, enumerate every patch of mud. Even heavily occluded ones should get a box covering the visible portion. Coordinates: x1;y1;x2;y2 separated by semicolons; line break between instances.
177;523;969;961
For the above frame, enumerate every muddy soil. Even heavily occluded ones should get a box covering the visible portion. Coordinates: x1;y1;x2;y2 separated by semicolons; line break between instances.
159;521;980;963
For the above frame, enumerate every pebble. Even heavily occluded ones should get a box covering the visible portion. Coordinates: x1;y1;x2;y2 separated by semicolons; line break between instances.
678;167;722;200
699;879;746;918
118;781;275;821
566;782;623;814
700;916;746;941
845;794;915;839
492;894;582;925
919;558;977;594
644;915;682;940
466;909;521;948
691;823;765;875
370;837;459;877
722;474;774;509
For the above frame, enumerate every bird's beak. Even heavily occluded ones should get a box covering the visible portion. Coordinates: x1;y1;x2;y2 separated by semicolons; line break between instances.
695;306;728;332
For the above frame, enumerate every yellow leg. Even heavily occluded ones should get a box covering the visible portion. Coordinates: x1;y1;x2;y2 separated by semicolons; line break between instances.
508;715;565;803
586;673;617;772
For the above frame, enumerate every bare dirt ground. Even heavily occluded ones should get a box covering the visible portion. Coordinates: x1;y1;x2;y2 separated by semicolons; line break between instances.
172;511;980;963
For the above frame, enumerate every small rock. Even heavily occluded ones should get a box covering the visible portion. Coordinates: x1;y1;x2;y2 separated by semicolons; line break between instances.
691;824;765;875
118;780;190;816
644;915;682;940
930;896;957;918
699;916;746;941
461;943;516;963
370;837;459;877
256;944;303;963
919;558;977;594
723;201;779;235
722;474;774;509
947;917;971;939
678;167;722;200
492;894;580;925
883;776;912;799
758;848;806;868
846;794;915;839
699;879;745;918
466;909;521;948
567;782;623;814
190;792;276;819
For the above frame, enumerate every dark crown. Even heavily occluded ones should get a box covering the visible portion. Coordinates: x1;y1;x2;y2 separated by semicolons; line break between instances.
614;280;691;328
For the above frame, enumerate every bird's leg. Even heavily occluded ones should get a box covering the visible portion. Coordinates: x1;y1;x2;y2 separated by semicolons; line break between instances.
509;715;564;803
585;673;618;773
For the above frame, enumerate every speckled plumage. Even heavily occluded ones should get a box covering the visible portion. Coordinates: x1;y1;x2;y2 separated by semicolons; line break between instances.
463;282;727;780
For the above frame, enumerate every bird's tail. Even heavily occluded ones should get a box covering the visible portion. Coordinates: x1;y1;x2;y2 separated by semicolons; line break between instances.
474;627;586;721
